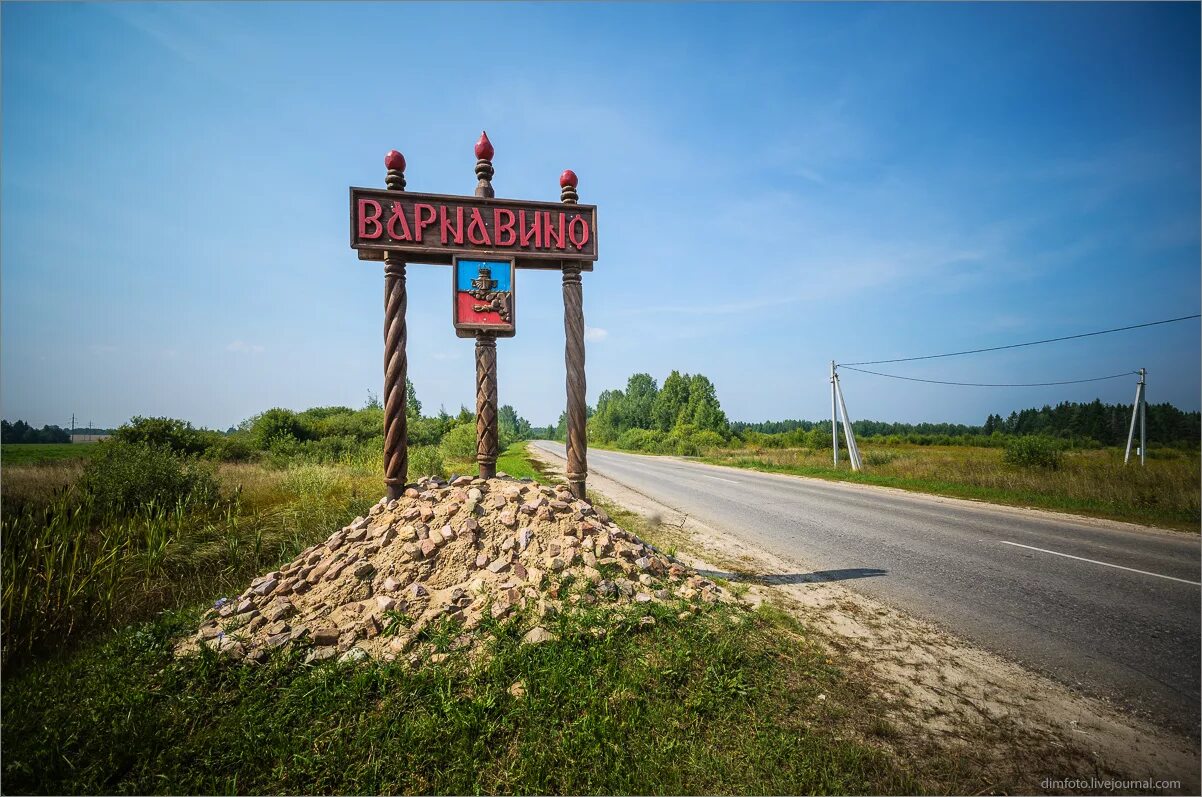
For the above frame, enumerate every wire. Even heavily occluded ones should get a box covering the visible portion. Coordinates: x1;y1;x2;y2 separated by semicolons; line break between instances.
840;314;1200;366
838;365;1139;388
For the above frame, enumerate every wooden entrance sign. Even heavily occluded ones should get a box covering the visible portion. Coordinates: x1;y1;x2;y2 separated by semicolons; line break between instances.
349;132;598;498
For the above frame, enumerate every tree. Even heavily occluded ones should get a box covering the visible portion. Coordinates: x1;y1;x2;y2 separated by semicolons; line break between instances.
624;373;659;431
653;370;690;431
406;377;422;420
684;374;728;436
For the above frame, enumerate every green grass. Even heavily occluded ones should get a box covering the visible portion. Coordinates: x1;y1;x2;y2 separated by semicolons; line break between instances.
693;444;1200;531
446;441;551;484
0;439;1100;795
2;443;99;464
0;600;924;795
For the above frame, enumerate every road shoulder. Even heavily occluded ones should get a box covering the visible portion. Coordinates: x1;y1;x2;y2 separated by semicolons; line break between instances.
529;442;1201;793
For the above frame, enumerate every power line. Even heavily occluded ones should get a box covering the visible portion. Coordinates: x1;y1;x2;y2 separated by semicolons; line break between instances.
838;365;1139;388
840;314;1200;367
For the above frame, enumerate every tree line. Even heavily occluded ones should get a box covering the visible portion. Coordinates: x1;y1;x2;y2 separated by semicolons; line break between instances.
2;420;72;444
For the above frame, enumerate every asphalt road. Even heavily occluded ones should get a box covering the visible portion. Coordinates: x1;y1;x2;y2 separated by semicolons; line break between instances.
531;441;1201;737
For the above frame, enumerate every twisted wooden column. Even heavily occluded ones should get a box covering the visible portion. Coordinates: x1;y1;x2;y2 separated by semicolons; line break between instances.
560;169;587;499
473;131;498;480
383;150;408;499
475;333;498;478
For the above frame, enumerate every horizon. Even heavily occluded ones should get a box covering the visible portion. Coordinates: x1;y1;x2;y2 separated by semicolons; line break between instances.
3;2;1199;431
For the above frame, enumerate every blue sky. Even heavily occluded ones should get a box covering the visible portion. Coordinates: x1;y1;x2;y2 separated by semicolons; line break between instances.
3;2;1198;430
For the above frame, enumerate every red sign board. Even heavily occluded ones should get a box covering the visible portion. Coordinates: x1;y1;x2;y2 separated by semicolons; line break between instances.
350;188;597;270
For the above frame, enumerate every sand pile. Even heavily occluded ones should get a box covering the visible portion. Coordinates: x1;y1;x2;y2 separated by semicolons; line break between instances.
179;474;732;665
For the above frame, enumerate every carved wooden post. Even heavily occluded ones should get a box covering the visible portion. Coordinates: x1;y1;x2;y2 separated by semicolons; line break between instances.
474;132;499;478
382;149;408;499
560;169;587;499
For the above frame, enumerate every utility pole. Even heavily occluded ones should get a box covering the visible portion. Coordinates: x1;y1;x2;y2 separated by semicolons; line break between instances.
833;368;863;471
1124;368;1147;466
830;360;839;467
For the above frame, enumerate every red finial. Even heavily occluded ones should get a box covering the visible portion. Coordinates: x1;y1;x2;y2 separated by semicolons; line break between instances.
475;131;494;161
559;169;578;188
384;149;406;171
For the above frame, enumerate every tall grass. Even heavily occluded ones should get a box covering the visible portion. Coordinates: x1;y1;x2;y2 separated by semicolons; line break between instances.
704;444;1201;529
0;459;381;666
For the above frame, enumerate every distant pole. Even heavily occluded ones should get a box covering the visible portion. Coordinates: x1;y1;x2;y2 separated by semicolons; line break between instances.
831;361;839;467
71;413;75;443
1124;368;1146;466
473;131;499;479
383;149;409;498
561;168;588;500
834;372;863;471
1139;368;1147;466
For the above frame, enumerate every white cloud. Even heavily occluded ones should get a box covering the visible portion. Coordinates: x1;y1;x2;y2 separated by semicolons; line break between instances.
585;327;608;342
226;340;264;354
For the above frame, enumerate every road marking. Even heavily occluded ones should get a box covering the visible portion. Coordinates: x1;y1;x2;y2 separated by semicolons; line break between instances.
699;474;739;484
999;541;1201;586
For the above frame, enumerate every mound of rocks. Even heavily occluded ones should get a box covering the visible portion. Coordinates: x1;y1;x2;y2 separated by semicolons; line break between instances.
178;474;732;665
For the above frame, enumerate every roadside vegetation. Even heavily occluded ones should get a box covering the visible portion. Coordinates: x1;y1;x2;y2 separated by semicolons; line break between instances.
1;387;1123;793
3;404;996;795
539;371;1199;530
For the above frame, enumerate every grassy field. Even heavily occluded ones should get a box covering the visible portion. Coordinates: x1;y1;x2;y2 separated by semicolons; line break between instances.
0;440;1072;794
2;442;100;464
696;443;1200;531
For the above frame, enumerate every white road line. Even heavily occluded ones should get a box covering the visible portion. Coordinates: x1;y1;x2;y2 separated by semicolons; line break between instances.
1000;541;1201;586
698;474;739;484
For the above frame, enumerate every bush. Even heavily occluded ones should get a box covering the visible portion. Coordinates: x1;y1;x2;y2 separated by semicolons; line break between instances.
615;428;667;452
439;422;477;463
1003;436;1063;470
204;434;255;463
113;417;210;457
248;408;313;450
80;440;220;515
409;445;446;479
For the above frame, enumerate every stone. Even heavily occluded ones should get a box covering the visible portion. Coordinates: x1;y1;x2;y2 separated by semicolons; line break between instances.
518;528;533;551
463;517;480;532
582;566;602;584
266;631;291;649
420;539;438;558
376;596;397;612
639;616;656;627
634;592;652;603
382;576;401;592
408;582;428;598
467;488;483;501
549;557;565;573
487;556;510;574
635;556;652;571
509;680;526;698
236;599;255;614
265;600;295;622
513;562;528;581
476;553;489;568
582;551;597;568
305;646;338;663
312;627;339;646
253;578;279;597
499;510;517;527
522;626;557;645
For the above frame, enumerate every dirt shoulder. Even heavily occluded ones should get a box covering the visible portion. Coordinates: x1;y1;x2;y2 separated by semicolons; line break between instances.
529;444;1200;794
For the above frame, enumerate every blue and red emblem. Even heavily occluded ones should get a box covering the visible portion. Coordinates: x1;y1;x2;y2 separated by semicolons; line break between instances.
453;257;515;337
